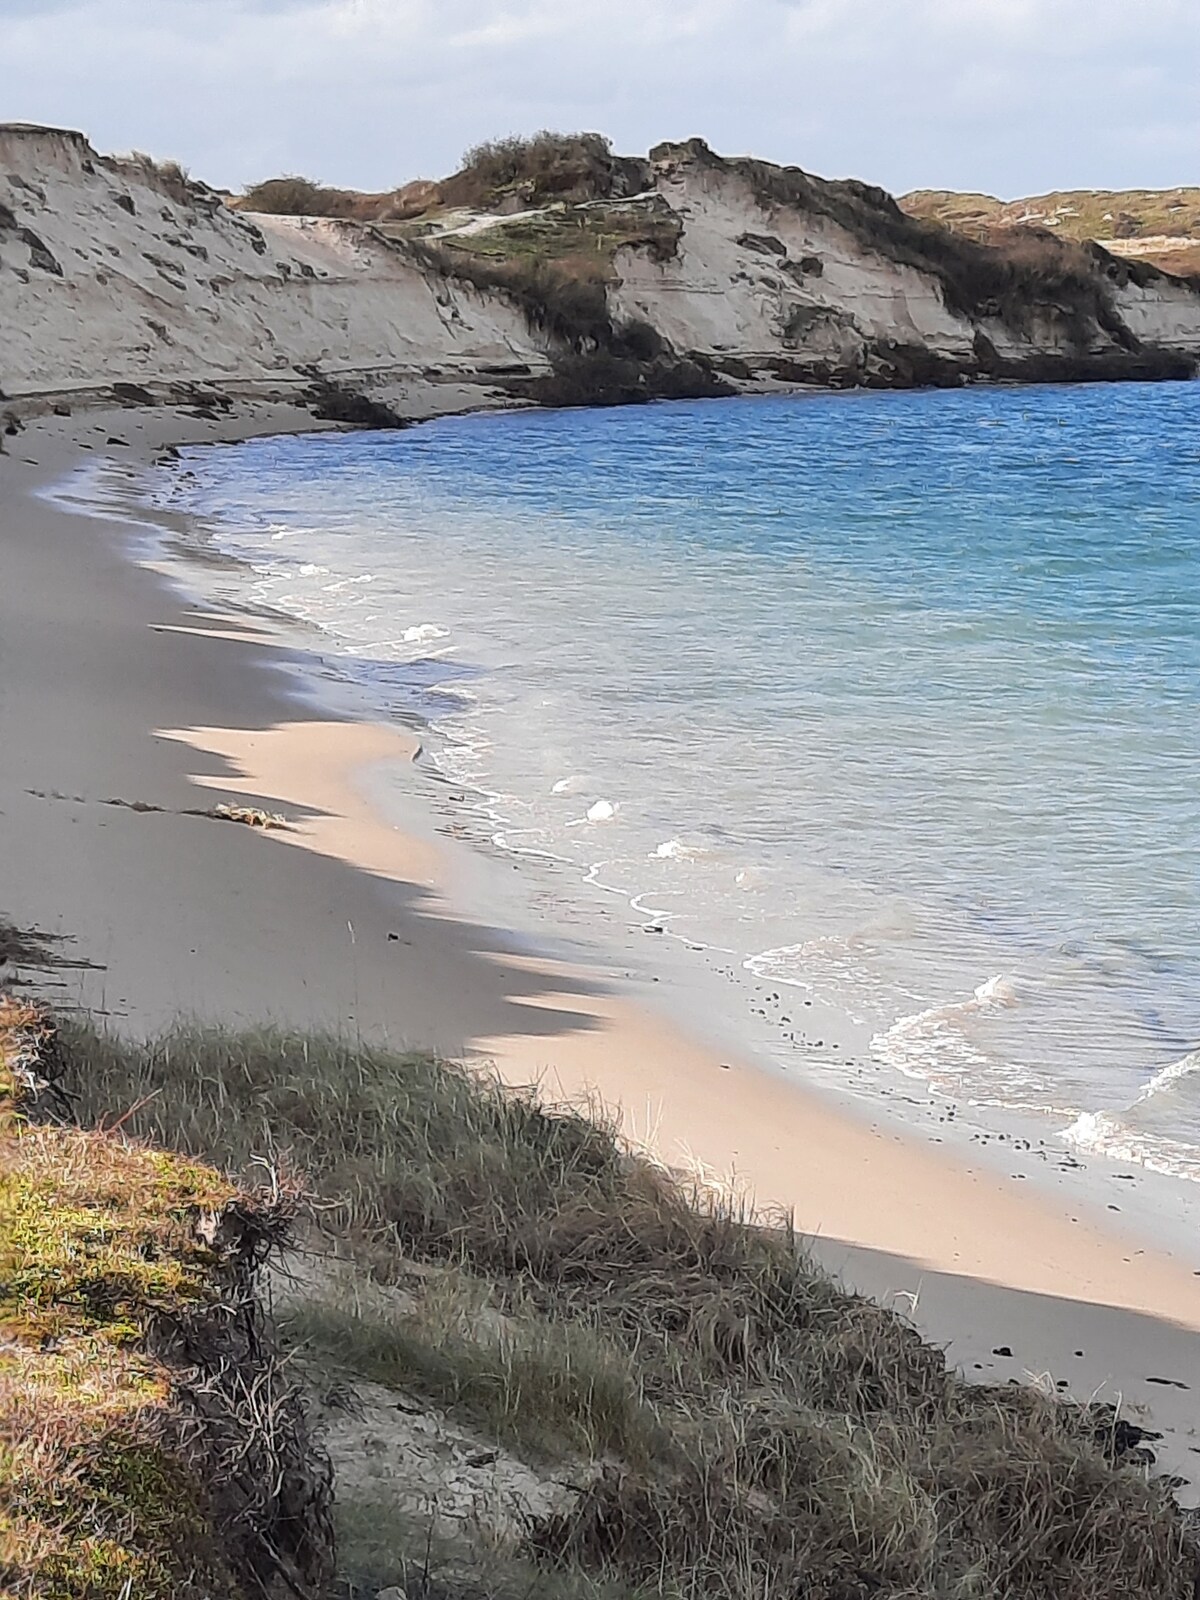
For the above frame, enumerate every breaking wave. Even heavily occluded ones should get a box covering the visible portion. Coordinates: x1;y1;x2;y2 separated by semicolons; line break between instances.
1062;1049;1200;1181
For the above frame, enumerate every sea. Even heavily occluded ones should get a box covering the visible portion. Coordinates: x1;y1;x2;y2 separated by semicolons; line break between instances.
148;382;1200;1182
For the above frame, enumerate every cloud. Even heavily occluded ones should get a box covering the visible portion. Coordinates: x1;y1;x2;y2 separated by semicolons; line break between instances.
5;0;1198;197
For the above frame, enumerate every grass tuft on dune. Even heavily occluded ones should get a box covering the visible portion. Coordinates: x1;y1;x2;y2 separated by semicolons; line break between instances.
57;1020;1200;1600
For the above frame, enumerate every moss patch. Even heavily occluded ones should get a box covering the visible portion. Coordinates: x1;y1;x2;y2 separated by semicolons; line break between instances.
0;1005;330;1598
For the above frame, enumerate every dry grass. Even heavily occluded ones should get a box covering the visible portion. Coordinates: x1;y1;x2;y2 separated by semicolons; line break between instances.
402;237;618;351
106;151;199;209
396;237;726;406
0;923;59;973
334;1500;639;1600
396;199;682;281
284;1269;662;1464
901;186;1200;252
56;1022;1200;1600
237;174;401;221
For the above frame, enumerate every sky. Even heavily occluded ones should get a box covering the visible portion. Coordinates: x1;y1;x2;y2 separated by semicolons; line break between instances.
4;0;1199;199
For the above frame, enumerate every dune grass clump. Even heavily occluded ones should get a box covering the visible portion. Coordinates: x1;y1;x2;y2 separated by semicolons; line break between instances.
451;132;631;209
238;174;378;218
398;236;727;405
106;151;198;209
56;1022;1200;1600
286;1270;662;1464
0;1003;333;1598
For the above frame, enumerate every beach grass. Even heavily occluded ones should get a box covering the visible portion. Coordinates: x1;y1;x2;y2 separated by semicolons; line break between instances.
284;1273;662;1463
54;1019;1200;1600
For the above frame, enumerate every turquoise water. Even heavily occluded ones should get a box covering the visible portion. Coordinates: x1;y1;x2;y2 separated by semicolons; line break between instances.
167;383;1200;1178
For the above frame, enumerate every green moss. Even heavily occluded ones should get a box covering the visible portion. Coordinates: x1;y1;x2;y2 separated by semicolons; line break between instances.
6;1437;229;1600
0;1019;241;1598
0;1137;231;1346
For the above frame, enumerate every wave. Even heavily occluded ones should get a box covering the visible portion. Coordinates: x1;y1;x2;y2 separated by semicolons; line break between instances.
876;966;1024;1081
1061;1109;1200;1182
746;934;864;982
320;573;375;592
745;934;883;992
1062;1047;1200;1181
402;623;450;644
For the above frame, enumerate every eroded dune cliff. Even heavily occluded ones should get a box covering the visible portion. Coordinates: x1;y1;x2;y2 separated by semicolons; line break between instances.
3;123;1199;423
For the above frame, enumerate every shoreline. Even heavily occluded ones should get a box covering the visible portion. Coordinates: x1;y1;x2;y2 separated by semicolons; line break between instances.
131;397;1200;1258
4;397;1200;1498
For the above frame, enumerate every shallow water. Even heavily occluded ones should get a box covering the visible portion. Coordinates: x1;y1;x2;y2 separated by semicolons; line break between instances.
161;383;1200;1179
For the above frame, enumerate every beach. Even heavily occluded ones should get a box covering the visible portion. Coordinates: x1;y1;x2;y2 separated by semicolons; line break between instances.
3;399;1200;1497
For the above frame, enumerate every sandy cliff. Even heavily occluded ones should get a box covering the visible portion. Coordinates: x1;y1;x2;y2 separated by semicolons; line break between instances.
611;141;1200;385
0;123;550;416
3;124;1199;422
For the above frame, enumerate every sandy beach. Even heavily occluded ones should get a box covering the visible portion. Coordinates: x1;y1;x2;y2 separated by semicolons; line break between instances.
3;400;1200;1497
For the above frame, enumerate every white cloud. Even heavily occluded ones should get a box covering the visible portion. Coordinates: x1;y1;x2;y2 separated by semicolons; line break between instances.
3;0;1197;197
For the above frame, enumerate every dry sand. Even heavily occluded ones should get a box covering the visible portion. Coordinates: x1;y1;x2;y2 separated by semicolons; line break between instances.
2;402;1199;1495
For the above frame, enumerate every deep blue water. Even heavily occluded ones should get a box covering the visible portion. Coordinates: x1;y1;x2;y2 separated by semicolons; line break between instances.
166;382;1200;1177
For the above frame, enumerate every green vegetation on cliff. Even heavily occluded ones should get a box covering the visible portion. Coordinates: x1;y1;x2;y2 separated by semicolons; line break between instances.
233;132;1198;398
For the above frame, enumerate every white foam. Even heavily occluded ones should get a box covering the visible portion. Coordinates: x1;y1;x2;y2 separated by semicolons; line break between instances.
1061;1048;1200;1181
402;623;449;643
1135;1046;1200;1102
551;776;586;795
586;799;618;823
653;837;706;861
321;573;375;592
871;975;1021;1090
297;562;328;576
1062;1108;1200;1182
972;974;1018;1007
